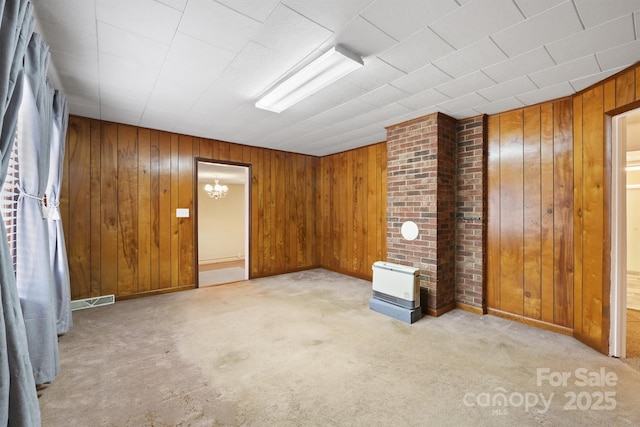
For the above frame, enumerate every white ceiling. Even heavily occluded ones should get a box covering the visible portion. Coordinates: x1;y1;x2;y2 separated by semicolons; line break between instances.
33;0;640;156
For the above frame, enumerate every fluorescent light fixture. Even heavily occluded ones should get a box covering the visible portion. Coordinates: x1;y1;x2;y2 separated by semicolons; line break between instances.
256;45;363;113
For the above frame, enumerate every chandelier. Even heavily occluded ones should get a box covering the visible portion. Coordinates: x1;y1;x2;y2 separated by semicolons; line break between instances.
204;180;228;199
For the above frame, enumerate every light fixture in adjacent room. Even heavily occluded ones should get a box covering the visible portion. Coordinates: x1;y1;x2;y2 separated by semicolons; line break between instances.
255;45;364;113
204;180;228;199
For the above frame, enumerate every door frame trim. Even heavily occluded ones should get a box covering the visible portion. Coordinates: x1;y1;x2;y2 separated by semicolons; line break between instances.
193;157;252;288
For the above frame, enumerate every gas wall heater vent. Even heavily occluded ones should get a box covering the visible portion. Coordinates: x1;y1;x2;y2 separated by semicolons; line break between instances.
70;295;115;311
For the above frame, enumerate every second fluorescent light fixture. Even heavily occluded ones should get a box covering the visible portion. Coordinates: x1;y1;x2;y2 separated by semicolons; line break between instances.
255;45;364;113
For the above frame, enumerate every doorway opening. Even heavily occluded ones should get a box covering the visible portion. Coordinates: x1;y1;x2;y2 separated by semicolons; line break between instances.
610;110;640;359
195;159;250;287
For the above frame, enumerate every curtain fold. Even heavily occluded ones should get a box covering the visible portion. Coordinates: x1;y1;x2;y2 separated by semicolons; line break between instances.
46;88;71;335
0;0;42;425
15;32;59;386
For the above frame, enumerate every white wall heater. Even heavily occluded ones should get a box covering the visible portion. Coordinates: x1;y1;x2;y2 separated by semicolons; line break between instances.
371;261;420;309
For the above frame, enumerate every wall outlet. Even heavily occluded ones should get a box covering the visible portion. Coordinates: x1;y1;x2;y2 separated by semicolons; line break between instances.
176;208;189;218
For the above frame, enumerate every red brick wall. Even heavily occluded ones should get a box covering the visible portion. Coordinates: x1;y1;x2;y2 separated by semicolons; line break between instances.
455;116;486;310
386;112;456;314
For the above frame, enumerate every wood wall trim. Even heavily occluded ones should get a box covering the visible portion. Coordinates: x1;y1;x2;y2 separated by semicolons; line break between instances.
487;308;573;336
455;302;486;315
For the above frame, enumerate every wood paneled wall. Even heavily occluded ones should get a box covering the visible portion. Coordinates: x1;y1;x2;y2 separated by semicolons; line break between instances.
573;65;640;352
62;116;319;300
487;98;574;332
318;143;387;280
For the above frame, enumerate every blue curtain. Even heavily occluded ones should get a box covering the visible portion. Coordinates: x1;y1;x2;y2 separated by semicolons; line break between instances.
0;0;42;425
16;32;59;386
46;88;71;335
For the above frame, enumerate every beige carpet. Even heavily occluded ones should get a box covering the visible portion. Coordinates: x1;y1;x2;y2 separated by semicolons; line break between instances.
40;269;640;426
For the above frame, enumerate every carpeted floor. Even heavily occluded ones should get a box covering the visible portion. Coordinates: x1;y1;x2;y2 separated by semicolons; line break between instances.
39;269;640;426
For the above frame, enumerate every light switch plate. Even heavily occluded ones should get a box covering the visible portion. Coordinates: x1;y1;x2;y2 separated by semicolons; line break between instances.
176;208;189;218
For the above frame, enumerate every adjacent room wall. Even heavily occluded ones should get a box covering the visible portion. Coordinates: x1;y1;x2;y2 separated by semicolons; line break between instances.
62;118;319;300
198;183;245;264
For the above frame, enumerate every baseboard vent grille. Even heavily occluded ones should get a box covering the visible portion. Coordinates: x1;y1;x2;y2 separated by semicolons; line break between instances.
71;295;115;311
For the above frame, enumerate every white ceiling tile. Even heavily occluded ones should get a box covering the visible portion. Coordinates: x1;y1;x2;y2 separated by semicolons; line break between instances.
96;0;181;44
190;84;246;117
570;67;626;92
100;88;147;112
66;99;100;119
158;32;236;90
337;16;397;57
47;50;99;86
475;97;525;115
435;71;495;98
217;0;280;23
343;58;406;91
180;0;262;52
378;27;455;73
596;39;640;71
254;5;332;56
361;0;458;40
546;15;635;64
390;64;451;94
478;76;538;102
99;53;159;98
35;20;97;60
101;104;143;126
516;81;575;105
483;47;556;83
311;99;377;124
397;89;450;110
33;0;97;35
312;80;369;105
282;0;376;32
97;22;170;68
574;0;640;28
215;41;296;98
357;85;409;107
146;81;203;112
529;55;601;88
492;1;583;57
513;0;566;18
430;0;524;49
155;0;188;11
437;92;487;114
366;103;415;125
434;38;507;78
140;107;182;131
288;94;336;115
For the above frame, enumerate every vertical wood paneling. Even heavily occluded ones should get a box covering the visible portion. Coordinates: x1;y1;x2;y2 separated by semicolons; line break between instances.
178;135;193;287
89;120;101;297
523;106;542;320
100;123;118;297
580;86;605;344
116;124;139;296
65;118;325;298
317;143;387;280
540;103;555;324
553;99;574;327
138;128;151;293
573;94;584;339
616;69;635;107
149;130;160;290
486;115;501;309
66;116;91;299
487;99;574;331
498;110;524;316
158;132;172;288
